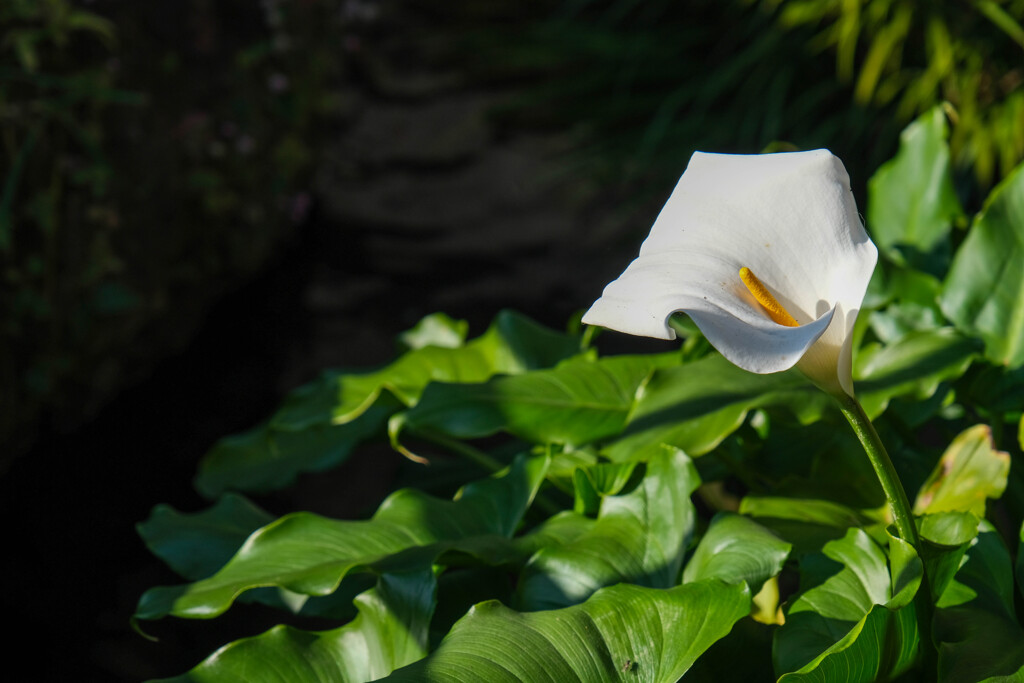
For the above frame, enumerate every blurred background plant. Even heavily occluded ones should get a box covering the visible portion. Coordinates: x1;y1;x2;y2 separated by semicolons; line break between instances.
763;0;1024;187
461;0;1022;197
0;0;346;461
1;0;126;453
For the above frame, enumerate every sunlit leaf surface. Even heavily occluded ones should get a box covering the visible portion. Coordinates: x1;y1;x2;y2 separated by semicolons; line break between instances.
517;448;698;610
136;455;549;620
941;163;1024;368
155;570;436;683
382;580;751;683
867;106;963;266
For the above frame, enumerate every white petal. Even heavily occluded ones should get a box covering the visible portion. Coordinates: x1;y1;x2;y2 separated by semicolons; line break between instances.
583;149;877;387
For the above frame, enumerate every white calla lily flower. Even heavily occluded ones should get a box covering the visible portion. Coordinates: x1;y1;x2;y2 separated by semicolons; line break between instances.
583;150;877;397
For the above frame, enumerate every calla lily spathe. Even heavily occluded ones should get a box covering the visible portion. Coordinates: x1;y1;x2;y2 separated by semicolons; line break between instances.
583;150;877;397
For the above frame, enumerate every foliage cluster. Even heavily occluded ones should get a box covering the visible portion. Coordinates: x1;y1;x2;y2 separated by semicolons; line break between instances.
0;0;345;454
136;108;1024;681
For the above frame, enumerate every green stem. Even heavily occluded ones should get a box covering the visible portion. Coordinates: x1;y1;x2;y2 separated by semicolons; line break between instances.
835;393;919;547
836;392;935;672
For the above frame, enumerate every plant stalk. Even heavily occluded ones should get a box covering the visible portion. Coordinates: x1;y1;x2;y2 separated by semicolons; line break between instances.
836;392;935;673
835;393;919;547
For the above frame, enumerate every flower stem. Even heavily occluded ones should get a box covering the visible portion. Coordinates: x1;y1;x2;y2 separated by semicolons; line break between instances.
836;392;936;673
835;393;919;547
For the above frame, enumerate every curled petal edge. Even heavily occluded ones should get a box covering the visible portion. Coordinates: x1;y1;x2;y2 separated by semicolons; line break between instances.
582;297;836;376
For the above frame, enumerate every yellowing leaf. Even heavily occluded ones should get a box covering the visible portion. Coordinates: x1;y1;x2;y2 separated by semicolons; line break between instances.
914;425;1010;517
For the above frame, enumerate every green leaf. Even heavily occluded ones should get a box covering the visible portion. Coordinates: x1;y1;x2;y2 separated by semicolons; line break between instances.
380;580;752;682
195;311;577;495
682;512;791;593
964;364;1024;415
854;327;979;418
885;529;923;610
136;455;549;621
740;497;872;529
517;448;698;610
918;511;981;547
571;461;637;515
914;424;1010;517
868;300;946;345
195;398;396;498
917;511;980;604
784;528;890;622
137;494;377;619
866;265;946;344
393;352;680;449
607;328;975;464
777;604;919;683
604;354;825;462
935;524;1024;682
138;493;275;581
333;310;581;424
154;570;436;683
773;528;920;680
867;106;963;266
940;162;1024;368
740;497;876;555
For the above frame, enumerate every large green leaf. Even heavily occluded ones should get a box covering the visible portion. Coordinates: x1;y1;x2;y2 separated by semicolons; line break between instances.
135;455;549;621
777;604;918;683
866;263;947;345
327;309;581;426
935;524;1024;682
610;327;975;463
913;424;1010;517
916;511;981;604
392;352;680;451
194;398;396;498
740;497;873;531
516;448;698;610
139;493;275;581
682;512;791;593
773;528;921;680
396;325;977;463
195;311;578;495
137;493;377;620
854;327;979;418
154;570;436;683
381;580;752;682
940;161;1024;368
741;496;881;557
867;106;963;266
603;354;825;462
